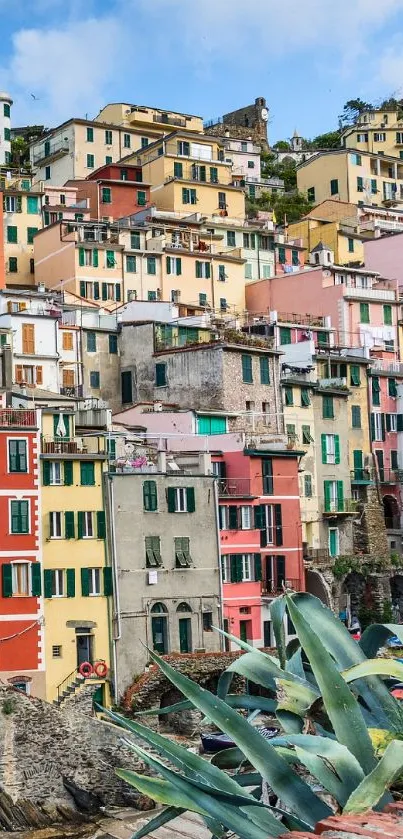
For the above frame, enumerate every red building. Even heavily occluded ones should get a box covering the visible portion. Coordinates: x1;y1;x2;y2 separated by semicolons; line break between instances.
214;446;304;647
67;163;151;221
274;238;305;275
0;407;44;697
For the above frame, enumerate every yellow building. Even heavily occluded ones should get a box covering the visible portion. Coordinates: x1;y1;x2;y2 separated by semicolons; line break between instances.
41;408;111;703
96;103;203;135
124;131;246;221
288;214;365;265
297;149;403;208
2;173;42;287
342;107;403;160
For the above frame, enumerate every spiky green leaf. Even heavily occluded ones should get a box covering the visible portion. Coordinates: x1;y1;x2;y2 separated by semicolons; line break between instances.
271;596;287;668
359;624;403;658
342;659;403;683
130;807;185;839
344;740;403;813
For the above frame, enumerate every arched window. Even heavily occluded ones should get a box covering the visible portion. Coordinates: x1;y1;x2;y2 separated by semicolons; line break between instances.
151;602;168;614
176;602;192;612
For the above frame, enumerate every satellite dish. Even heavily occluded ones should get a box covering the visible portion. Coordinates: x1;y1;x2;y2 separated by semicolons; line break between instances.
261;108;269;121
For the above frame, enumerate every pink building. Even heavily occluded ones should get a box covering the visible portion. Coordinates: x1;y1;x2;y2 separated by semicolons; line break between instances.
42;185;90;227
246;265;399;353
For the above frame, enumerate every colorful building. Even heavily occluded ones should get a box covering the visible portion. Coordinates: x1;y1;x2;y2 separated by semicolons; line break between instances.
96;102;203;136
288;215;365;267
0;406;45;697
40;407;111;702
341;106;403;161
2;172;42;288
297;149;403;208
0;92;13;165
67;163;151;221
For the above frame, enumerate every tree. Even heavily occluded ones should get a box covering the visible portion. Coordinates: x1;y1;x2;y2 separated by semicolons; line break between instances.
272;140;290;151
310;130;341;150
339;98;373;127
246;189;313;223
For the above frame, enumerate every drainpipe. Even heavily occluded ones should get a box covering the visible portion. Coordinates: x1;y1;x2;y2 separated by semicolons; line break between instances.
213;478;225;649
108;474;122;702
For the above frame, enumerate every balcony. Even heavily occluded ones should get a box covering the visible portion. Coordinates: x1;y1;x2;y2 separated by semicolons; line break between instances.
33;138;69;165
343;286;396;302
277;312;326;327
303;548;332;567
153;113;186;128
350;468;373;484
370;358;403;375
322;499;358;516
379;468;403;484
60;386;83;398
218;478;254;497
318;377;348;390
0;409;37;428
262;578;301;596
41;436;106;457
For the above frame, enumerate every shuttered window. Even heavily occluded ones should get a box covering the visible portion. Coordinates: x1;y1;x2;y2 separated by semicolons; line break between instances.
8;439;27;472
143;480;158;511
259;357;270;384
10;500;29;533
242;354;253;383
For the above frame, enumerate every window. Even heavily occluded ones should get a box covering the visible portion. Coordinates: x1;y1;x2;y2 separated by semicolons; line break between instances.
8;439;27;473
387;413;397;432
304;474;312;496
220;297;227;311
374;132;386;142
86;127;94;142
195;260;210;279
27;226;38;244
357;133;368;142
45;166;51;180
279;326;291;345
10;500;29;534
166;256;182;276
7;225;17;243
357;176;364;192
351;405;361;428
372;412;384;442
175;537;192;567
301;387;310;407
210;166;218;183
322;395;334;419
86;154;95;168
11;563;30;596
90;371;100;388
182;188;197;205
50;511;62;539
88;568;101;595
105;250;116;269
384;304;393;325
145;536;162;567
203;611;213;631
62;331;73;351
391;450;399;470
79;512;94;539
130;231;141;249
218;192;227;210
278;246;286;264
147;256;156;275
49;462;63;485
348;238;354;253
240;506;252;530
227;231;236;247
105;156;112;164
101;187;111;203
4;103;10;117
143;480;158;512
241;354;253;383
105;129;112;145
109;334;118;354
388;378;397;398
330;178;339;195
372;376;380;406
155;362;167;387
86;331;96;352
80;462;95;486
321;433;340;465
148;290;156;301
122;132;131;149
177;141;190;156
287;423;296;442
199;292;207;306
351;153;362;165
262;459;273;494
50;569;65;597
22;323;35;354
52;645;62;657
174;161;183;178
302;425;313;444
9;257;18;273
350;365;360;386
307;186;315;202
329;527;339;558
259;356;270;384
360;302;370;323
245;263;252;279
324;480;344;513
137;190;147;206
167;486;195;513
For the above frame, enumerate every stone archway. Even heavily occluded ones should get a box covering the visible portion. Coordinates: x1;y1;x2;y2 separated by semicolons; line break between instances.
305;569;331;607
390;575;403;622
383;495;400;530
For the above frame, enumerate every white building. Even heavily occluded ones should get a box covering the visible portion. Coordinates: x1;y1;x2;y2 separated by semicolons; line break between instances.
0;92;13;165
0;290;61;392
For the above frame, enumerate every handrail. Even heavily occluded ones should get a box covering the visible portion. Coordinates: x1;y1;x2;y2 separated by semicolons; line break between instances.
56;668;81;703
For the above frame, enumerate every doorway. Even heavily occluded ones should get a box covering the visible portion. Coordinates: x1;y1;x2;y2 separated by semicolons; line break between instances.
239;620;251;642
263;620;272;647
76;633;93;667
179;618;192;653
151;616;168;654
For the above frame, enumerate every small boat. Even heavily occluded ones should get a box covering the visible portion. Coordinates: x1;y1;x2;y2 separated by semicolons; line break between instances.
201;725;278;753
388;636;403;649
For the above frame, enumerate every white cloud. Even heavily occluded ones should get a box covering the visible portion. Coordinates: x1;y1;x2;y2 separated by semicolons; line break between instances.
2;16;126;126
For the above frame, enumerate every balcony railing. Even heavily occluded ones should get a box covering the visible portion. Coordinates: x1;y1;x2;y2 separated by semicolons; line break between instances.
33;139;69;164
41;436;105;455
0;409;37;428
262;578;301;596
369;358;403;375
343;286;396;302
153;113;186;128
318;377;348;389
379;468;403;484
303;548;331;566
276;312;326;327
218;478;253;497
322;499;358;515
350;468;373;483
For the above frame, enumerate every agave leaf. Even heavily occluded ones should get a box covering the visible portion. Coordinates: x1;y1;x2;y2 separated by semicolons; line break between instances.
275;710;304;734
131;806;185;839
276;677;319;715
216;670;234;700
225;651;320;698
269;734;364;794
285;593;376;775
212;625;268;656
294;746;351;806
286;648;305;679
145;648;332;828
344;739;403;813
271;596;287;668
116;770;209;814
201;815;226;839
134;694;277;717
125;741;285;838
289;593;403;731
342;658;403;683
211;747;245;769
285;637;300;659
234;772;262;787
272;808;313;833
359;624;403;658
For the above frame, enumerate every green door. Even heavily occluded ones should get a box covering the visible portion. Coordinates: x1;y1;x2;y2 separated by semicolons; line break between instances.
179;618;191;653
353;450;363;481
239;621;248;642
329;528;339;558
375;450;384;482
152;616;167;654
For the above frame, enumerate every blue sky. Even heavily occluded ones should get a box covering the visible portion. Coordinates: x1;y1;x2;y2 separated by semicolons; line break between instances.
2;0;403;142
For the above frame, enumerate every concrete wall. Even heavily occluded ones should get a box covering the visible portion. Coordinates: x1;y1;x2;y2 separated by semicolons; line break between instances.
365;234;403;287
82;327;120;407
106;472;221;694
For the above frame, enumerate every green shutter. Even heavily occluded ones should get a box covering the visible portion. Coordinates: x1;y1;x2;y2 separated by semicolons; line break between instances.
80;461;95;486
65;511;75;539
321;434;327;464
166;256;171;274
389;378;397;397
66;569;75;597
254;554;262;581
195;261;202;278
254;505;263;530
371;414;376;441
102;283;107;301
230;555;238;583
335;435;340;465
242;354;253;383
275;505;283;546
235;555;243;583
103;567;113;596
144;480;158;511
77;511;84;539
260;356;270;384
94;282;100;300
386;413;392;432
353;450;363;479
97;510;106;539
381;413;386;442
79;247;85;267
229;506;238;530
80;281;86;298
44;569;53;598
31;563;41;596
93;248;99;268
167;487;176;513
43;460;51;485
186;487;195;512
2;564;12;597
205;262;211;279
337;481;344;511
64;461;73;486
81;568;90;597
324;481;331;512
177;258;182;276
350;365;360;386
398;414;403;432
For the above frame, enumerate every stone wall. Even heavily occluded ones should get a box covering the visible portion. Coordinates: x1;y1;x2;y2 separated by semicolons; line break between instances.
0;684;152;831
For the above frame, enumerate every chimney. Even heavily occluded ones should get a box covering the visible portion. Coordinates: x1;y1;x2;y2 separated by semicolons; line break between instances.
157;451;167;472
198;451;212;475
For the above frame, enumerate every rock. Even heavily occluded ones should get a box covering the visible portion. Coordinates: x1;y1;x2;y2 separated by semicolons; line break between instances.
63;778;104;814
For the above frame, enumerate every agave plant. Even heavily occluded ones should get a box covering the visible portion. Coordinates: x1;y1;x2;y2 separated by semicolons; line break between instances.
102;592;403;838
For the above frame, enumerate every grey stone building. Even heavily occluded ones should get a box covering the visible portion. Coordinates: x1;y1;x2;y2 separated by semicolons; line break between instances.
205;97;269;147
119;322;284;435
82;324;120;409
104;451;222;698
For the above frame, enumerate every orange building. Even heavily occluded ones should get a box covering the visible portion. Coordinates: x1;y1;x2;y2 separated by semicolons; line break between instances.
67;163;151;221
